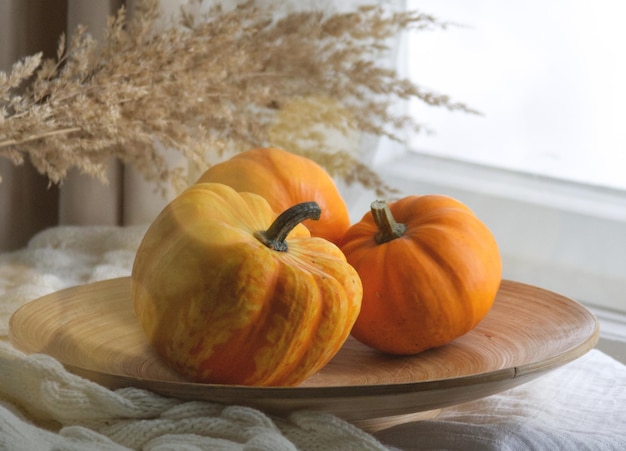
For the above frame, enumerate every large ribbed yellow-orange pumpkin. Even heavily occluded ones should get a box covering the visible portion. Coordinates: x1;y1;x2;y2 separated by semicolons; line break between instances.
340;195;502;355
196;148;350;245
131;183;362;386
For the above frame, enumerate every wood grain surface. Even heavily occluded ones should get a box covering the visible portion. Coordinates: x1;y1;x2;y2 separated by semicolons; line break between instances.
9;277;599;429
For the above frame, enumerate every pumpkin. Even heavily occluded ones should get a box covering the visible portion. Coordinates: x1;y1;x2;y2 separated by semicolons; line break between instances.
196;148;350;245
131;182;362;386
340;195;502;355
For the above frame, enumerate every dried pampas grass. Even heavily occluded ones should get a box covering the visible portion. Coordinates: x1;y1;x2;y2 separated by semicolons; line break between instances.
0;0;475;194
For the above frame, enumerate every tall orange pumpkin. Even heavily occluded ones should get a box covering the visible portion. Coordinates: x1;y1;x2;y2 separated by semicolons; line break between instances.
340;195;502;355
196;148;350;245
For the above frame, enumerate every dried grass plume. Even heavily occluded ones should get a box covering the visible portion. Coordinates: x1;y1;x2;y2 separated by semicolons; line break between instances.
0;0;475;195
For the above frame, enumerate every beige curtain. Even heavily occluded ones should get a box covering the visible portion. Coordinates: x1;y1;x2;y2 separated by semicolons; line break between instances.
0;0;182;252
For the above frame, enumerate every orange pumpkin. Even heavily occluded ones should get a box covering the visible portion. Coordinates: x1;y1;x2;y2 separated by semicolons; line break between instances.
340;195;502;355
196;148;350;245
132;183;362;386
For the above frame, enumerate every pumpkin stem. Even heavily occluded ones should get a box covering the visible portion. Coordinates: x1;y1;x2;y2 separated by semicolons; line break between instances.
371;200;406;244
255;201;321;252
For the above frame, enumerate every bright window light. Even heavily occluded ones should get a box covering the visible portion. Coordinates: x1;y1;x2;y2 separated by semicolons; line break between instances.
406;0;626;191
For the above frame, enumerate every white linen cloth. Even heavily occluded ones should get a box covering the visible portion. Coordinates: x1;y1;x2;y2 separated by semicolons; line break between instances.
0;225;624;450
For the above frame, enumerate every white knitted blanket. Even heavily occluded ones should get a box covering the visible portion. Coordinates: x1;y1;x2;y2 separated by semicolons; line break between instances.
0;226;390;451
1;226;626;450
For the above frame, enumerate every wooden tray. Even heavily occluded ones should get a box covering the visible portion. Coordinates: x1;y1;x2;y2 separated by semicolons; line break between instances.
9;277;598;431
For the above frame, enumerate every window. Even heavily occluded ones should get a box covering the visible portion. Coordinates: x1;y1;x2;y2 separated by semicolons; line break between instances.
405;0;626;191
365;0;626;331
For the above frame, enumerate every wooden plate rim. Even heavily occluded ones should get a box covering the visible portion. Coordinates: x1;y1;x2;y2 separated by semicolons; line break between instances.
9;278;599;401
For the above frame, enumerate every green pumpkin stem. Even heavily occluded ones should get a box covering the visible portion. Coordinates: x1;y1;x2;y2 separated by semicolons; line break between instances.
371;200;406;244
255;201;321;252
